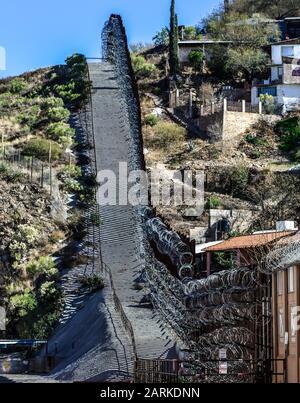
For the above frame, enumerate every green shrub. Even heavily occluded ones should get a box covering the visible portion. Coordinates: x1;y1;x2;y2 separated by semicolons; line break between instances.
79;275;105;293
10;289;37;318
0;162;26;183
188;50;205;71
229;165;250;197
39;281;59;300
54;81;81;104
22;138;63;161
66;53;87;75
16;105;41;128
144;114;159;126
131;54;158;80
245;133;267;147
26;256;58;279
47;122;75;146
47;106;70;122
259;94;275;115
275;116;300;156
18;224;39;245
205;196;220;209
295;148;300;162
9;78;28;94
63;178;83;193
43;96;64;109
0;92;13;108
63;164;82;179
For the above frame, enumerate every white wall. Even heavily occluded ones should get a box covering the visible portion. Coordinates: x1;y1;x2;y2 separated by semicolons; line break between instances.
252;84;300;111
277;84;300;111
271;66;279;81
272;44;300;65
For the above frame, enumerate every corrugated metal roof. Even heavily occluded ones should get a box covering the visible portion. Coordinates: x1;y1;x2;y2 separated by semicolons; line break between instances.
204;231;296;252
178;40;233;45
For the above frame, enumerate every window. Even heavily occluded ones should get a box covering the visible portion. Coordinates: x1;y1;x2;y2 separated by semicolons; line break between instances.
292;67;300;77
291;306;299;342
288;266;295;293
279;307;285;342
278;67;283;79
258;87;277;97
281;46;294;58
277;271;283;295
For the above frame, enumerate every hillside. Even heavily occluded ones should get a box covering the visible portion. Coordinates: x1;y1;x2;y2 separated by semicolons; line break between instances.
133;46;300;237
0;55;95;340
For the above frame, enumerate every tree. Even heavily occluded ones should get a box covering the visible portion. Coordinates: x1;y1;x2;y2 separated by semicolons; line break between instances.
225;47;269;82
130;43;152;53
229;0;300;19
169;0;179;77
131;54;157;80
152;28;169;46
203;12;280;82
188;50;205;71
206;12;280;47
183;26;201;40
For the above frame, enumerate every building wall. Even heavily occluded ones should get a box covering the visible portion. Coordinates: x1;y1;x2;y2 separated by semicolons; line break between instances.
252;84;300;111
272;44;300;65
271;66;282;82
178;45;215;64
194;109;280;144
193;110;224;142
179;46;203;63
283;62;300;85
273;266;300;383
278;85;300;111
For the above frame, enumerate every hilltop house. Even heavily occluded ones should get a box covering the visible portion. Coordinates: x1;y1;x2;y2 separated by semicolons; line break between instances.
251;38;300;112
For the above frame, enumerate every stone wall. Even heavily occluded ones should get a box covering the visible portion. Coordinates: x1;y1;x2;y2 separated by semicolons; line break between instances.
193;109;280;145
193;110;224;142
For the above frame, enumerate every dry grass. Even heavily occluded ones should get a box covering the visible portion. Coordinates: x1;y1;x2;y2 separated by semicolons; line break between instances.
144;121;187;153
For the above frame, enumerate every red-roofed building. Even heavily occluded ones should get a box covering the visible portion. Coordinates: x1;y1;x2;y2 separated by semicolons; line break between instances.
203;230;296;276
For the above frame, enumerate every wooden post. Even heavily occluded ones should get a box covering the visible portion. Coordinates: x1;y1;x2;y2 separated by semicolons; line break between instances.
200;105;204;116
242;100;246;113
206;252;212;276
211;102;215;114
259;101;263;114
30;156;33;182
49;142;52;195
1;133;4;158
41;164;44;188
169;90;173;108
189;89;193;119
175;89;179;107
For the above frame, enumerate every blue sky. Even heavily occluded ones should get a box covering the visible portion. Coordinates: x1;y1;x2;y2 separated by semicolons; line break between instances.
0;0;221;78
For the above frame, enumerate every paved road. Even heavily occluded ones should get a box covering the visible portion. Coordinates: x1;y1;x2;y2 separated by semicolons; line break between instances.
89;61;176;360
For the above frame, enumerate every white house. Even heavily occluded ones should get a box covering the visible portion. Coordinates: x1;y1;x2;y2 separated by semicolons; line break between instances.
251;38;300;112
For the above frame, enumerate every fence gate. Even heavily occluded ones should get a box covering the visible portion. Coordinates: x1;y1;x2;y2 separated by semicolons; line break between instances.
134;359;179;383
